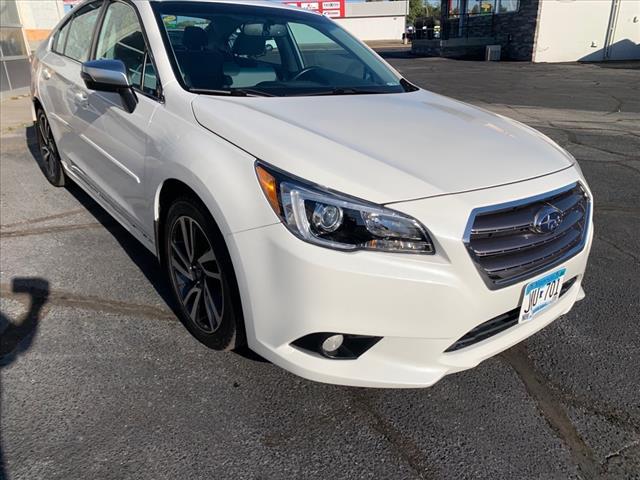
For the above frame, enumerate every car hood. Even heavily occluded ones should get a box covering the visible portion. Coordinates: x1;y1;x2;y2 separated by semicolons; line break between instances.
192;89;574;204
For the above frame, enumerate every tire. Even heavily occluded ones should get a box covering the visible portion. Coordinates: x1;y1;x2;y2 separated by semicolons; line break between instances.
36;108;66;187
163;197;245;351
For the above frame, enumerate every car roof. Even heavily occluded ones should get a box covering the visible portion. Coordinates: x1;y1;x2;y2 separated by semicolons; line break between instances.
133;0;304;13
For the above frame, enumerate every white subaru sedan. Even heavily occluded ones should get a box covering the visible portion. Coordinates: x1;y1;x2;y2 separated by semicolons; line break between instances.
31;0;593;387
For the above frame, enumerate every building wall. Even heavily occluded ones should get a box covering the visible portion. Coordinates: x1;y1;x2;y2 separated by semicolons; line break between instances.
0;0;31;99
335;0;407;41
414;0;542;60
336;16;405;41
533;0;640;62
608;0;640;60
17;0;66;51
493;0;540;60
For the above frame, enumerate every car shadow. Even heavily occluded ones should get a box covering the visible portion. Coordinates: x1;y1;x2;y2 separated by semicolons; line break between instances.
0;277;50;479
26;124;178;315
24;125;268;364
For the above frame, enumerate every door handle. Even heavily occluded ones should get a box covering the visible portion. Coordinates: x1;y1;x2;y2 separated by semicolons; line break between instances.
42;68;52;80
73;91;89;108
74;92;88;103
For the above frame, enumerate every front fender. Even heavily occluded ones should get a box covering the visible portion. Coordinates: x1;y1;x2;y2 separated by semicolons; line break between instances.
145;104;279;248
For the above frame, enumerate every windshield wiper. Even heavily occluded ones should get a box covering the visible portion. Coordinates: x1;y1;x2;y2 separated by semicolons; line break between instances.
189;88;274;97
288;88;389;97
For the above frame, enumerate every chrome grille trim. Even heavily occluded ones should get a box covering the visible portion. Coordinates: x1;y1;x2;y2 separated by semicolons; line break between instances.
464;182;590;289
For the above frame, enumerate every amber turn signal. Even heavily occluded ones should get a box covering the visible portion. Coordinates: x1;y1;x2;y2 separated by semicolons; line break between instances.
256;164;280;215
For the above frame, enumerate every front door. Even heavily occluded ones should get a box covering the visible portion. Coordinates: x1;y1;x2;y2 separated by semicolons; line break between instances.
80;0;161;235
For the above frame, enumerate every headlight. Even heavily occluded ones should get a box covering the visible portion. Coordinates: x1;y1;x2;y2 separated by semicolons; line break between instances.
255;162;435;254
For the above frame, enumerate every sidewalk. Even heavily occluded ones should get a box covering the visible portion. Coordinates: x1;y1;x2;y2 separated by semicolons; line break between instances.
365;39;411;51
0;94;33;137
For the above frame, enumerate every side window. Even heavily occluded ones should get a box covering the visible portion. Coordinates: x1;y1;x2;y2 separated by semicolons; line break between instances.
260;39;282;66
142;56;157;95
52;20;72;54
96;2;157;94
64;2;103;62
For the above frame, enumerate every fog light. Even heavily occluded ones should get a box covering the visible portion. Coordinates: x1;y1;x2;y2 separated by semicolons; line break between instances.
321;334;344;353
292;333;382;359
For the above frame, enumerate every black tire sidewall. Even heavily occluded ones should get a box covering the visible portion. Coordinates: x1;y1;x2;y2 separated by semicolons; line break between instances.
37;109;65;187
163;198;242;351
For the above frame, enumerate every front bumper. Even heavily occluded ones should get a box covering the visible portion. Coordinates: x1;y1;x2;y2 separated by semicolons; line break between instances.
229;167;593;388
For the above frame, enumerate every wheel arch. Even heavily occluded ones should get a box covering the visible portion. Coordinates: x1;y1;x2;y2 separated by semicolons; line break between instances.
154;177;220;263
154;176;248;347
32;96;43;122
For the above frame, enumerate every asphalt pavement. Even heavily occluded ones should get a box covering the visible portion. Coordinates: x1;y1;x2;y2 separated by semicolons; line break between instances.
1;57;639;479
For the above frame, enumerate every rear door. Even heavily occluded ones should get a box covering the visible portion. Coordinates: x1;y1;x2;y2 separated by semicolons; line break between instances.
82;0;161;234
38;1;104;178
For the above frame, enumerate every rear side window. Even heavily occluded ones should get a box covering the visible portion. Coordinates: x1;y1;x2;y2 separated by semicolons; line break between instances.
96;1;158;94
64;2;103;62
52;20;72;54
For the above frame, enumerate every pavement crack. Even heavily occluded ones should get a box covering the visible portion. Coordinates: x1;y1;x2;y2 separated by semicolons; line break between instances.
349;390;432;479
554;127;633;159
604;440;640;463
616;161;640;175
570;139;630;159
556;390;640;436
607;95;624;115
595;204;640;215
0;208;86;229
501;344;601;480
597;236;640;264
0;283;175;321
0;222;106;238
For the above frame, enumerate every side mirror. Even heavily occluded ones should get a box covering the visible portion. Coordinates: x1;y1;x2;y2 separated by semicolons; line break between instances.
81;59;138;113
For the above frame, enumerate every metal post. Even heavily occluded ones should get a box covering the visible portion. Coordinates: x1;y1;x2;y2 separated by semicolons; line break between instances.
403;0;409;44
604;0;621;60
440;0;448;39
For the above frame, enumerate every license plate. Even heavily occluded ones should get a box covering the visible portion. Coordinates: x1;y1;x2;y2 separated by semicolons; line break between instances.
519;268;566;323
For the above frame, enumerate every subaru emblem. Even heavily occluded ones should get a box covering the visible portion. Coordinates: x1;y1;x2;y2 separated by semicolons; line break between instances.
533;205;563;234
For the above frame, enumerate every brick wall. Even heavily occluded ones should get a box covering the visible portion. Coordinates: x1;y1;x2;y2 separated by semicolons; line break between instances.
427;0;542;61
493;0;541;60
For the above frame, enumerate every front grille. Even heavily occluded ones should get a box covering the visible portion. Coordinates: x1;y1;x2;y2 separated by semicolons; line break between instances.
445;276;577;352
465;183;590;289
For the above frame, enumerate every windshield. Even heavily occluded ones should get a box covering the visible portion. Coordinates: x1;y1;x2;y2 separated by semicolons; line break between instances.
152;2;413;97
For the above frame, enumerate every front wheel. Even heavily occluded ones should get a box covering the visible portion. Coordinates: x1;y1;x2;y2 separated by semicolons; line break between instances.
36;109;65;187
163;198;244;351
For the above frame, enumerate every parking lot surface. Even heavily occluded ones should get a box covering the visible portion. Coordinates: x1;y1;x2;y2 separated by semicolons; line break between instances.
1;57;639;479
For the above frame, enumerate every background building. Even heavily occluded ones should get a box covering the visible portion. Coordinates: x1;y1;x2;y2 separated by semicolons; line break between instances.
285;0;408;41
1;0;31;100
336;1;408;42
1;0;65;100
412;0;640;61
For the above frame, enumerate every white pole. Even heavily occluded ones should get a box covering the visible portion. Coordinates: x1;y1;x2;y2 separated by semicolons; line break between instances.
404;0;409;44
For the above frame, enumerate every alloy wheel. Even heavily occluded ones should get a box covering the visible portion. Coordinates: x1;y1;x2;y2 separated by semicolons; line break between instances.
37;112;58;179
169;215;225;334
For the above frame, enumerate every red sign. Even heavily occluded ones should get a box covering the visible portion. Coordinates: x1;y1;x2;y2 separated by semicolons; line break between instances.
63;0;82;11
283;1;346;19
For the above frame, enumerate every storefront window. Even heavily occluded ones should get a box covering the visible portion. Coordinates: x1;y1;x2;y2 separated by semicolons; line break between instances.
448;0;461;16
0;27;27;57
0;0;30;97
497;0;519;13
467;0;495;15
465;0;518;15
